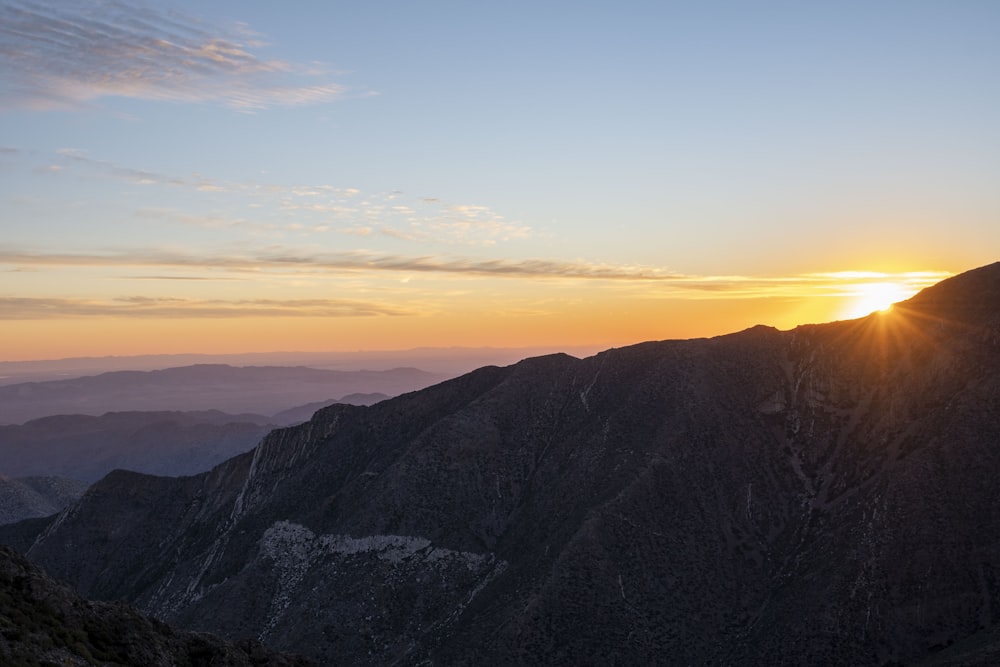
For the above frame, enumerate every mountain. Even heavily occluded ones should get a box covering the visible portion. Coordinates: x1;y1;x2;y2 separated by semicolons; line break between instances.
7;262;1000;665
0;477;89;526
0;395;391;488
0;346;602;386
0;544;315;666
268;393;389;426
0;411;276;484
0;364;443;425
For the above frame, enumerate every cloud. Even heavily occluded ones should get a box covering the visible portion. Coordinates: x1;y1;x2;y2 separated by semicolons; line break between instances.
135;207;256;230
0;295;413;319
0;0;345;110
23;146;532;246
57;148;197;187
426;202;533;244
0;246;678;280
0;246;952;296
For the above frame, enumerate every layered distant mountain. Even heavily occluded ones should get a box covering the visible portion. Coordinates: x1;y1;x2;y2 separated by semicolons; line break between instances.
0;411;274;485
268;393;388;426
0;545;315;666
0;396;387;487
6;262;1000;665
0;364;441;425
0;346;601;386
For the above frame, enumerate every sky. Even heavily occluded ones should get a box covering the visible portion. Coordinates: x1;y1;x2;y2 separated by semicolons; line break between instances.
1;1;998;361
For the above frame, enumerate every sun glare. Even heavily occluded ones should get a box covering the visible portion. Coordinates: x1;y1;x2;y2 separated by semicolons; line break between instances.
842;282;912;319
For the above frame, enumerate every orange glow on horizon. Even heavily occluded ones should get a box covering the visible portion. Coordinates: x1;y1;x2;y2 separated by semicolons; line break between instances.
0;294;880;361
0;268;954;362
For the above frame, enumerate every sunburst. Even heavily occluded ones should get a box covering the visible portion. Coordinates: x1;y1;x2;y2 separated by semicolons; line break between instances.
842;282;913;319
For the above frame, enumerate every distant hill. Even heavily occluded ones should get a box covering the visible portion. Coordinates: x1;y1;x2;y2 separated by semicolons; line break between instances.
0;364;443;425
0;411;276;484
0;394;382;487
0;477;89;526
269;393;388;425
0;346;602;386
7;262;1000;665
0;544;315;666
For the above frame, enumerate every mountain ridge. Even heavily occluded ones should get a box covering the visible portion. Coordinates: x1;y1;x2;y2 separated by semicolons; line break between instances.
0;364;443;425
7;261;1000;665
0;396;387;494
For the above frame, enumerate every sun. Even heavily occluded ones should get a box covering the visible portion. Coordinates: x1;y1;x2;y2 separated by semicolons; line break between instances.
842;282;912;319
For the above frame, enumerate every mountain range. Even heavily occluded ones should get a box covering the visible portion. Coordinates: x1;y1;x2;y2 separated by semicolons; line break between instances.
0;346;601;387
0;397;387;486
0;397;387;526
0;365;441;425
3;261;1000;665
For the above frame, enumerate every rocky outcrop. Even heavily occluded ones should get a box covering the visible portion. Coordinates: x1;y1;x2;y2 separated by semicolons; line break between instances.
0;544;315;666
13;262;1000;665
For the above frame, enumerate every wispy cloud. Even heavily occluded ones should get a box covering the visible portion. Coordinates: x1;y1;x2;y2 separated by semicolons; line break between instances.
287;192;533;246
0;295;413;319
42;148;229;192
0;246;691;280
0;246;951;296
135;207;260;231
56;148;212;188
0;0;345;110
25;147;533;246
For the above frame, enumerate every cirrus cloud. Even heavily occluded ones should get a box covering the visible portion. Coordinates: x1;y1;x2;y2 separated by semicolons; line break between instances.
0;295;413;319
0;246;951;296
0;0;346;110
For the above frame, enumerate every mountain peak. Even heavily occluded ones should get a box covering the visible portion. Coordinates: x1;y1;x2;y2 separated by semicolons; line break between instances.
898;261;1000;328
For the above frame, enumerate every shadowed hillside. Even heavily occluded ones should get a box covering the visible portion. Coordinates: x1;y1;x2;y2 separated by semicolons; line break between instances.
0;545;315;666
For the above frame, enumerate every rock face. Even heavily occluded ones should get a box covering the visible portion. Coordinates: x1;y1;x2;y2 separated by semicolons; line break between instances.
0;544;315;666
12;262;1000;665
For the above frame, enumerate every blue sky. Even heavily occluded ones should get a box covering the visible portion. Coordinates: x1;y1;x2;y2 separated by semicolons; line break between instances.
0;1;997;359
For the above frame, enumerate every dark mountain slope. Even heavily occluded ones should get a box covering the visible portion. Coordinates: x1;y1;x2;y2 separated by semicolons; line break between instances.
16;262;1000;665
0;545;315;666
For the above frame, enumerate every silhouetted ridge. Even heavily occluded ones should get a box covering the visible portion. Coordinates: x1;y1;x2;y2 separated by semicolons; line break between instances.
901;261;1000;328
